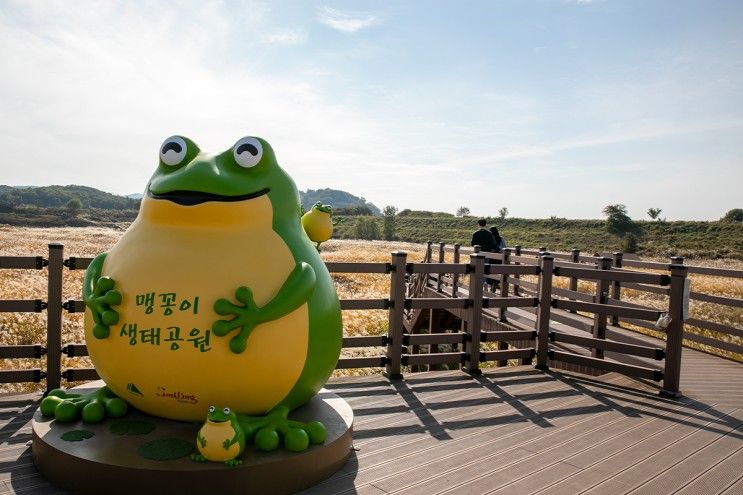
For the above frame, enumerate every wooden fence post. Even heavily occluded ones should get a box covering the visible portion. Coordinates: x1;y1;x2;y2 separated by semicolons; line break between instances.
437;242;445;292
385;251;407;380
499;248;511;322
452;243;461;297
592;257;612;359
535;255;554;371
662;264;688;397
513;245;521;296
610;252;623;326
569;248;580;313
46;243;63;392
462;254;485;375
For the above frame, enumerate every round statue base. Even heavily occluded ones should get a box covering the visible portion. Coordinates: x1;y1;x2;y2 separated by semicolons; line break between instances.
32;381;353;495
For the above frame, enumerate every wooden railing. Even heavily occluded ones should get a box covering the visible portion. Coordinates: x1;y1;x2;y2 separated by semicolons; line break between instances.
1;242;741;398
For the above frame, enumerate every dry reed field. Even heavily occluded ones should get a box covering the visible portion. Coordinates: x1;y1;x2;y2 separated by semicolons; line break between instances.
0;225;741;394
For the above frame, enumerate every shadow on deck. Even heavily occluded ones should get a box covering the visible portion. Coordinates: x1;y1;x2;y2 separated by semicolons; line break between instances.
2;364;742;495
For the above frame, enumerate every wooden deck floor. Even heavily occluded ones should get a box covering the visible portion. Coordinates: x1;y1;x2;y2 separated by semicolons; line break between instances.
1;356;742;494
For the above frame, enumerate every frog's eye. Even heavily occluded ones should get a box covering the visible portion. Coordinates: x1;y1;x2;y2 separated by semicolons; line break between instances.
232;137;263;168
160;136;188;166
222;407;231;415
208;406;216;413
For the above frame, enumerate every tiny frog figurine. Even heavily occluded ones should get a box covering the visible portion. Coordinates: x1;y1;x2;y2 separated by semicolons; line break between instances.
46;136;343;452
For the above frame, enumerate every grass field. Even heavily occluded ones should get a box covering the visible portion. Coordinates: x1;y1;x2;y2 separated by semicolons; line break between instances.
0;226;740;394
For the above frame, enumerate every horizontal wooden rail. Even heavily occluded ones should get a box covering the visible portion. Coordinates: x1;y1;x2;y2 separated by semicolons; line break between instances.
554;266;670;285
483;297;539;309
0;256;46;269
405;333;467;346
685;318;743;339
509;255;540;265
63;257;93;270
340;299;388;310
403;352;464;366
549;350;663;381
552;299;663;321
481;330;536;342
0;345;45;359
480;348;535;362
550;286;595;303
336;356;387;369
621;259;673;270
621;282;671;296
0;299;45;312
682;332;743;355
409;263;468;274
618;316;660;332
61;368;99;381
486;265;540;276
325;262;390;274
685;265;743;279
342;336;387;348
689;292;743;308
0;369;45;383
408;298;468;310
549;332;664;360
62;344;88;357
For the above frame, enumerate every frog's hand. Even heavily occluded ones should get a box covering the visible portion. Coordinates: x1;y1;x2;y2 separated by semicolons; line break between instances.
83;253;122;339
212;262;316;354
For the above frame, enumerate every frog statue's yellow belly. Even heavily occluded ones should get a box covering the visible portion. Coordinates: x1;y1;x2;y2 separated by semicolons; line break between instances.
85;195;308;421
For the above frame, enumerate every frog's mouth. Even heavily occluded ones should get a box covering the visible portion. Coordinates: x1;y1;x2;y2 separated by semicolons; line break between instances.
147;188;270;206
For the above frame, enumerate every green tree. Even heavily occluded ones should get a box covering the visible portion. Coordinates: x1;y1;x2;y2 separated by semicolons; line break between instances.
456;206;470;217
65;198;82;217
353;217;380;240
721;208;743;223
383;205;397;241
647;208;662;221
622;233;639;253
602;204;637;235
498;207;508;220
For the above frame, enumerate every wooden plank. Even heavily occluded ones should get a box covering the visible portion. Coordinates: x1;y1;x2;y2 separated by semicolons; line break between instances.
630;419;743;494
64;256;93;270
481;330;536;342
342;336;387;348
683;331;743;355
622;259;674;270
689;291;743;308
622;282;671;295
336;356;386;369
407;298;467;310
483;297;539;309
554;299;662;321
580;408;743;495
685;265;743;278
0;256;44;270
0;369;43;383
480;348;534;363
405;333;467;345
325;262;389;273
551;332;663;360
555;266;670;286
408;263;468;274
403;352;464;366
685;318;743;339
549;351;662;381
0;345;44;359
340;299;388;310
487;265;540;276
0;299;44;313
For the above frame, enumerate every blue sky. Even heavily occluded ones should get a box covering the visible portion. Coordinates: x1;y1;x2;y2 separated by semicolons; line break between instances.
0;0;741;220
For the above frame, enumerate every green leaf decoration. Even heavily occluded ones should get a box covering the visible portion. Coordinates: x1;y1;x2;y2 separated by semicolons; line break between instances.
137;438;194;461
61;430;94;442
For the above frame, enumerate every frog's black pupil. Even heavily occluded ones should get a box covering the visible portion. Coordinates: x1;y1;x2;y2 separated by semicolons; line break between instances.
162;142;183;154
236;143;258;156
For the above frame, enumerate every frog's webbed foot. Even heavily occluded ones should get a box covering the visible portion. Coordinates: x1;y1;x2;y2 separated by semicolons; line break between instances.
213;286;260;354
191;453;208;463
85;276;121;339
224;458;243;467
239;406;327;453
40;386;128;424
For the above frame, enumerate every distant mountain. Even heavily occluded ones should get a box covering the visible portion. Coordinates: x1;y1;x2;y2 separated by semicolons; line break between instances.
0;185;139;209
126;193;143;200
300;188;380;215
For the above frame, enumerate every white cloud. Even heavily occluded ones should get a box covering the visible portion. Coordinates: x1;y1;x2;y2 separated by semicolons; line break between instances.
260;29;307;45
316;6;377;33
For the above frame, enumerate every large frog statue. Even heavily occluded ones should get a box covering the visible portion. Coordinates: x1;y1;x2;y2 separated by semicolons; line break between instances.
52;136;343;450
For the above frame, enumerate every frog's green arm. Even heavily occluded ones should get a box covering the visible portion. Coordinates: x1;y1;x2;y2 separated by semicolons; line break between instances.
83;253;121;339
213;262;316;354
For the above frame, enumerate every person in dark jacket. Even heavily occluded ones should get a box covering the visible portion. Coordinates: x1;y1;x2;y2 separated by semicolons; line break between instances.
471;219;498;252
490;226;506;252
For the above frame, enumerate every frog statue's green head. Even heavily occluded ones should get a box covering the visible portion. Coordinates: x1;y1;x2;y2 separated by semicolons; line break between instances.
66;134;344;430
143;135;301;228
